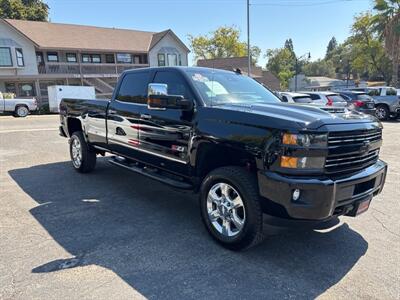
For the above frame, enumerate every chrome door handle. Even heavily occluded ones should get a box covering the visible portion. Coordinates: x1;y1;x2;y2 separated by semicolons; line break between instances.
108;109;117;115
140;114;152;119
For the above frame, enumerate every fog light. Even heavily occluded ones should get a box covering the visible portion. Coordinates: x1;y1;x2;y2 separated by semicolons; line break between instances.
292;189;301;201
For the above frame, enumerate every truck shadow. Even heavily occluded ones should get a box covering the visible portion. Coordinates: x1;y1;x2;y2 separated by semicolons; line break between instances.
9;159;368;299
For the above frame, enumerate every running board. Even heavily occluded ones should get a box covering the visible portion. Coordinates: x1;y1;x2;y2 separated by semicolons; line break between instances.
108;156;193;190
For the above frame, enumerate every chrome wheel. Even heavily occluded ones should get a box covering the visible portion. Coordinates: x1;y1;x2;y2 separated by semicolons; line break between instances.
71;137;82;168
16;106;29;117
207;182;246;237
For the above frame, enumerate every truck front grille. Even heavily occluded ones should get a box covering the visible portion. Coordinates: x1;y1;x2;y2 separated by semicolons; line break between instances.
325;129;382;175
328;129;382;147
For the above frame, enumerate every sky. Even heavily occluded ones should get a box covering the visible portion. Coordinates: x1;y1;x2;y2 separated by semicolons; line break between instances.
46;0;374;66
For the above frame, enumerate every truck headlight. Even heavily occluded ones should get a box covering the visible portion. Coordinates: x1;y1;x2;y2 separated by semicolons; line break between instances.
280;156;325;169
282;133;327;147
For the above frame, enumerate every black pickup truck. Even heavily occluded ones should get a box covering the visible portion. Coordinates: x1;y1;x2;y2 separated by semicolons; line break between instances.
59;67;387;250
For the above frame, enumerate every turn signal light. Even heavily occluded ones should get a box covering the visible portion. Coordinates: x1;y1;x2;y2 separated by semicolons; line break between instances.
282;133;298;145
280;156;298;168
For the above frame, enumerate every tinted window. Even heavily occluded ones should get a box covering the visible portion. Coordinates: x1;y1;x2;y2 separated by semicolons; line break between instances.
308;94;320;100
387;88;397;96
116;72;149;104
293;96;312;103
327;94;346;102
357;94;373;101
281;95;288;102
153;71;193;100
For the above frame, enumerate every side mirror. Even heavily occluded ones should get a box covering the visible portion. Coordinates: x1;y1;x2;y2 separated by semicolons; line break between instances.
147;83;193;111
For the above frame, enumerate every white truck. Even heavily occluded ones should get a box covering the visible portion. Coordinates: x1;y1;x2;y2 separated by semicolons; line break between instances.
0;92;38;117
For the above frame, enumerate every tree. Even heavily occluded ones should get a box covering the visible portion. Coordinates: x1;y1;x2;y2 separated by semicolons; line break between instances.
0;0;49;21
188;26;261;63
325;37;338;60
265;47;295;89
303;59;336;77
350;12;392;83
372;0;400;87
284;38;295;56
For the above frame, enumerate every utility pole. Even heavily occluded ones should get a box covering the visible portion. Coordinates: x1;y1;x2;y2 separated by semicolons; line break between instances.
247;0;251;77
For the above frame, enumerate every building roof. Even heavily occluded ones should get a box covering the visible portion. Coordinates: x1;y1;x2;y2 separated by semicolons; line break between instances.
2;19;189;53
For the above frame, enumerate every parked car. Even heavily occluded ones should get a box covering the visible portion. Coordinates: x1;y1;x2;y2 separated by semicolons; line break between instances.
301;91;348;107
278;92;313;104
59;67;387;250
336;91;376;116
350;87;400;120
0;91;38;117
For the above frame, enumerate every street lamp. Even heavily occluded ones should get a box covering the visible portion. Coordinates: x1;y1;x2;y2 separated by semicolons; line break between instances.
294;52;311;92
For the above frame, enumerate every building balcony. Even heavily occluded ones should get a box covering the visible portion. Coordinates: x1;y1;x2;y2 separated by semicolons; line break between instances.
37;62;149;77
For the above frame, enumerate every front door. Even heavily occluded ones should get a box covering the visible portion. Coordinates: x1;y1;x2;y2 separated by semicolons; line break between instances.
138;70;195;175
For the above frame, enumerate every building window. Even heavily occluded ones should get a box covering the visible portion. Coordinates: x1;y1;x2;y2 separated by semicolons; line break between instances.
18;83;36;97
5;82;16;94
92;54;101;63
167;54;177;66
157;53;165;66
116;53;132;64
66;53;77;63
0;47;13;67
178;54;182;66
36;52;44;64
105;54;115;63
82;54;101;63
47;52;59;62
15;48;24;67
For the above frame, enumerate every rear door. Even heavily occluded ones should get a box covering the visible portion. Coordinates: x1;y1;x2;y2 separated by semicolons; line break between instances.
137;69;195;175
107;70;150;158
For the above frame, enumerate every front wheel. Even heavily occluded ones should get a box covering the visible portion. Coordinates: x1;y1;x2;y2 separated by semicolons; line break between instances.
200;166;264;251
14;105;29;117
375;105;389;121
69;131;96;173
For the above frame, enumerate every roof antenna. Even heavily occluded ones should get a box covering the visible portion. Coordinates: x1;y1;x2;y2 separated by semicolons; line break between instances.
234;68;242;75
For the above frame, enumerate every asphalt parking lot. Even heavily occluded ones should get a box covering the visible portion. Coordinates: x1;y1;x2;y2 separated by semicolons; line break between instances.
1;115;399;299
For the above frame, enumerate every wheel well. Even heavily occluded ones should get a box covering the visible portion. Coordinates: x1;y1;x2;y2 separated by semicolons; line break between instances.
14;104;28;111
376;103;389;109
196;143;256;180
67;117;82;135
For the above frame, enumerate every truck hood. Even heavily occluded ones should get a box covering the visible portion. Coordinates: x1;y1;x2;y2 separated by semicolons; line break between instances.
217;102;377;130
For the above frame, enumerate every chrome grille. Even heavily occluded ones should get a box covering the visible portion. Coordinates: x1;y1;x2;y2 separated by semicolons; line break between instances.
326;129;382;174
328;129;382;147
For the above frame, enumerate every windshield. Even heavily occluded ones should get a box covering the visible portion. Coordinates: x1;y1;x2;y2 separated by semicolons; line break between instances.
185;69;280;106
357;94;373;101
293;96;312;103
327;94;346;102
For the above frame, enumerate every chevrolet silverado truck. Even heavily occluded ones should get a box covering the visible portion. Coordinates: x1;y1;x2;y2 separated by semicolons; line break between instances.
59;67;387;250
0;91;38;117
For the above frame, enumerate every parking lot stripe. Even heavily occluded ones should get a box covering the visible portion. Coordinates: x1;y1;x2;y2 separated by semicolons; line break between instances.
0;128;57;134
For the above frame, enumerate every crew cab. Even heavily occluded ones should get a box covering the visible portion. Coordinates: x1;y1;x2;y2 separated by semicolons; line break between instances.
59;67;387;250
0;91;37;117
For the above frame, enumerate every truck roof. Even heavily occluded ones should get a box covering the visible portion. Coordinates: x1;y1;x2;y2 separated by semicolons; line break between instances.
124;66;241;75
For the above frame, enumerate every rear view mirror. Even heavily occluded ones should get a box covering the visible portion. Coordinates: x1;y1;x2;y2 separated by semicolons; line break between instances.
147;83;193;111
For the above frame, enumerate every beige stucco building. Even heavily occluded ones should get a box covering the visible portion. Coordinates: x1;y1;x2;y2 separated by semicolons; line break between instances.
0;19;189;105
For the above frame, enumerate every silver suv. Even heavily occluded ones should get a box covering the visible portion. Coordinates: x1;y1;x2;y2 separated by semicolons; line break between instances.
301;91;348;107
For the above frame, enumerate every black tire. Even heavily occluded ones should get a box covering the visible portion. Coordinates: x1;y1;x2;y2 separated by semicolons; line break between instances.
199;166;264;251
69;131;96;173
375;105;389;121
14;105;29;117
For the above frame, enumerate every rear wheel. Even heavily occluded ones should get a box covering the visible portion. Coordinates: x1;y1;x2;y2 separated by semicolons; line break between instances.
69;131;96;173
14;105;29;117
375;105;389;121
200;166;264;251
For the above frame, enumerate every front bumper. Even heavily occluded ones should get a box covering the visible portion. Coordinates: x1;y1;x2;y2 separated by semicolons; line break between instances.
258;160;387;221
